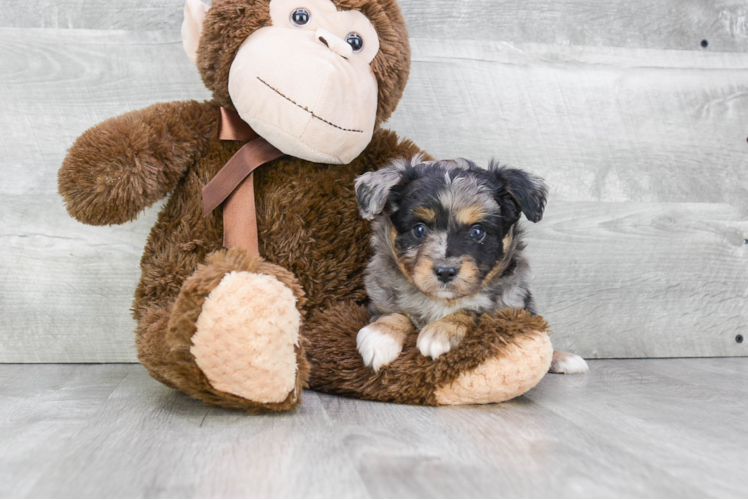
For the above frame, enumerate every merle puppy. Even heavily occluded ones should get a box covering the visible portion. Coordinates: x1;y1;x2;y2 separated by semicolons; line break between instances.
354;157;588;374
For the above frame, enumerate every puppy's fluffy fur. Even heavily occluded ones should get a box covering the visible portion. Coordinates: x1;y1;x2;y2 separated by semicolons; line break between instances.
354;157;556;370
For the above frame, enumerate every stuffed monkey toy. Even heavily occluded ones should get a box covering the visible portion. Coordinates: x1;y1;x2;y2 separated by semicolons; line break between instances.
58;0;553;411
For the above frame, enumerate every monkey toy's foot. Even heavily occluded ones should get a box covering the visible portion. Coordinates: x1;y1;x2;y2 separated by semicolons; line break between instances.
192;272;301;404
139;249;308;412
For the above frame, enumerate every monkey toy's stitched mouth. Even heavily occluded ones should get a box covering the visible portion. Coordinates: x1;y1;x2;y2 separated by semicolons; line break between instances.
257;77;363;133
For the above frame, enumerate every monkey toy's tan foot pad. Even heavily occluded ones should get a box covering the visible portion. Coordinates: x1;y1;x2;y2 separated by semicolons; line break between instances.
304;304;553;406
191;270;300;404
168;248;308;411
433;331;552;405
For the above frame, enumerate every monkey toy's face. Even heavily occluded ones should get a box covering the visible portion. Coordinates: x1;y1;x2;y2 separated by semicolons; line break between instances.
231;0;380;164
183;0;385;165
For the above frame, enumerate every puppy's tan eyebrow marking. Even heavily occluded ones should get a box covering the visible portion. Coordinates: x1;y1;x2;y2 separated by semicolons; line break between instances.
502;233;512;251
413;207;436;223
455;205;488;226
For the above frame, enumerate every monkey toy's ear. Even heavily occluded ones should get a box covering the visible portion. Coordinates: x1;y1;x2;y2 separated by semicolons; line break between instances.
182;0;210;65
489;162;548;223
355;158;417;220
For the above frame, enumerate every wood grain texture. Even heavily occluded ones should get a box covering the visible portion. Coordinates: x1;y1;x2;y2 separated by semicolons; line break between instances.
0;197;158;362
0;0;188;31
0;28;211;196
526;202;748;358
388;39;748;206
402;0;748;53
3;0;748;53
1;360;747;497
0;2;747;362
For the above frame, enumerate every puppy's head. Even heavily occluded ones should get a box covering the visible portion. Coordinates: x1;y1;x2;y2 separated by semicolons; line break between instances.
356;157;547;301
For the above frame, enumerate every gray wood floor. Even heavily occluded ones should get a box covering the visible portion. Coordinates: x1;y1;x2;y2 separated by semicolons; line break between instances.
1;359;746;498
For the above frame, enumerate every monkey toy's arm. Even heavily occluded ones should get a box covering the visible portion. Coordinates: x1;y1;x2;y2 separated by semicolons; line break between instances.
59;100;218;226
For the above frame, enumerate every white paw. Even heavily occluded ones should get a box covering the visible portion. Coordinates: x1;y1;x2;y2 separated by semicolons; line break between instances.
417;326;453;359
357;326;402;372
549;351;589;374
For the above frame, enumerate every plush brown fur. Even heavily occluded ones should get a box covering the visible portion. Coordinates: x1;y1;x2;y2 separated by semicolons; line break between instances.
58;0;552;411
59;101;218;226
305;305;549;405
126;101;424;407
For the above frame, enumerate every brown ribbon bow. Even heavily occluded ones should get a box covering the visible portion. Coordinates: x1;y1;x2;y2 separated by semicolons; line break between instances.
202;108;285;255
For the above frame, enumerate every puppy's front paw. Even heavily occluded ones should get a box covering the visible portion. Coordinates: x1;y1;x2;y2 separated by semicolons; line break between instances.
417;321;466;359
357;325;403;372
549;350;589;374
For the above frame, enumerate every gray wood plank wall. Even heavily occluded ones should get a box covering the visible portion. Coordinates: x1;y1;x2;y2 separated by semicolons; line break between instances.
1;1;746;362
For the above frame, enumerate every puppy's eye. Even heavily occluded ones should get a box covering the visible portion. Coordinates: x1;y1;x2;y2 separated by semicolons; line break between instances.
469;225;485;241
345;33;364;52
290;8;311;26
412;223;427;239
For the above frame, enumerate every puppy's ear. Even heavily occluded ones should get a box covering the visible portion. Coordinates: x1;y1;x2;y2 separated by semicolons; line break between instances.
489;162;548;223
355;157;415;220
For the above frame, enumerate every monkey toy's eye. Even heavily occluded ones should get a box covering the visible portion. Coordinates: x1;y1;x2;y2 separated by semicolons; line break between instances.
345;32;364;52
290;8;311;27
412;223;427;239
469;225;485;241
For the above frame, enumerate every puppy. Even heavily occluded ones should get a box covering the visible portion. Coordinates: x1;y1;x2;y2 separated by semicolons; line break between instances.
354;157;588;374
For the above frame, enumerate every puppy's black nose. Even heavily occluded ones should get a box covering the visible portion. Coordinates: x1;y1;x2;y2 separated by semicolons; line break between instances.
434;266;459;283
